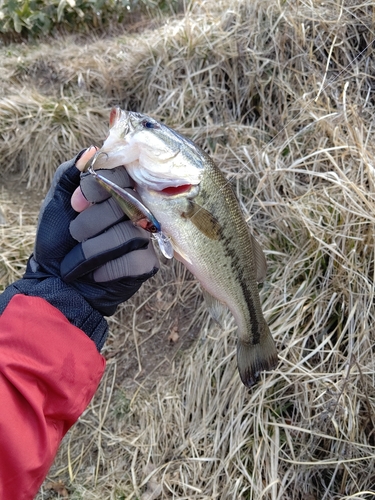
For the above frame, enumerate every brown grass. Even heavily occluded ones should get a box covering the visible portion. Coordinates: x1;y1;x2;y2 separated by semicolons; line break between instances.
2;0;375;498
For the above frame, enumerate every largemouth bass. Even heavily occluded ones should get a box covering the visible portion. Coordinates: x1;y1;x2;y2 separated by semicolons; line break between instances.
91;108;278;387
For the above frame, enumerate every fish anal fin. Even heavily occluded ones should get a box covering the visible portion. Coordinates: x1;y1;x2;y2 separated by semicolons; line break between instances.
201;287;226;325
250;233;267;283
236;324;278;387
182;201;221;240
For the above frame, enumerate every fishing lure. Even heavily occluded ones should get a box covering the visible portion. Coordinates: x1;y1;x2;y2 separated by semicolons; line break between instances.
87;160;174;260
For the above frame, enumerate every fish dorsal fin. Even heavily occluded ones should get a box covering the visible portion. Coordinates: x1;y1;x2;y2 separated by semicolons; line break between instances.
250;233;267;283
182;201;221;240
201;287;226;325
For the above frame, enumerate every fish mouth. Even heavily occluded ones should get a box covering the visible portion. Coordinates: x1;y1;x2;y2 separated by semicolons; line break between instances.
88;108;204;189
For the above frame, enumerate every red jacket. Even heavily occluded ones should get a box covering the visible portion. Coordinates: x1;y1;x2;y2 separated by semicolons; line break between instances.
0;294;106;499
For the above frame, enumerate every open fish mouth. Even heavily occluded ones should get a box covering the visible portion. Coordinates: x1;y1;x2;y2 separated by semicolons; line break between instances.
89;108;204;191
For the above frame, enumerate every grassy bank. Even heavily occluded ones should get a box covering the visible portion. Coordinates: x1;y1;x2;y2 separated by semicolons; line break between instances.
1;0;375;498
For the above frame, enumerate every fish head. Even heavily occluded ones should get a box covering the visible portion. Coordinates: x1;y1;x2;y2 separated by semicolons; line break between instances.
91;108;204;191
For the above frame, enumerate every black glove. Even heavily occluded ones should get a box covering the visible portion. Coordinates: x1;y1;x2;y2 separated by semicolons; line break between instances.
61;165;159;315
0;150;159;350
26;152;159;317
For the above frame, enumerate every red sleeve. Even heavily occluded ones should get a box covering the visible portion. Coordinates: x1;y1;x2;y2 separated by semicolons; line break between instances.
0;294;106;500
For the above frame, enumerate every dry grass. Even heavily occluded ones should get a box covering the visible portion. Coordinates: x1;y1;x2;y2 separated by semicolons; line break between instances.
0;186;38;285
2;0;375;498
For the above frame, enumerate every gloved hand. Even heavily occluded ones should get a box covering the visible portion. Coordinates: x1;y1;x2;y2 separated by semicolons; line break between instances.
25;147;159;317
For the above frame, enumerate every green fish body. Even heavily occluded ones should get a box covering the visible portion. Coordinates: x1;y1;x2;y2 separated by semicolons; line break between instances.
92;109;278;387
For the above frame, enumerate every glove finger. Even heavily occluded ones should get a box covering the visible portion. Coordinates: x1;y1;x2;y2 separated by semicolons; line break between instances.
34;149;89;263
70;197;128;242
93;243;159;282
80;166;133;203
40;149;88;216
61;221;155;282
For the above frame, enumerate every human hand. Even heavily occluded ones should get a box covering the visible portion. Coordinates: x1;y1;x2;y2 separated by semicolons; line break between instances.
26;148;159;316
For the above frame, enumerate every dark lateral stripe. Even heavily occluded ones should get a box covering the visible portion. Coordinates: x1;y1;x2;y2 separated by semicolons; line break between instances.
218;227;261;345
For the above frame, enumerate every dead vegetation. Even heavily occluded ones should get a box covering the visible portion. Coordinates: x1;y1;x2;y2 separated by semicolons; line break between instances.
1;0;375;498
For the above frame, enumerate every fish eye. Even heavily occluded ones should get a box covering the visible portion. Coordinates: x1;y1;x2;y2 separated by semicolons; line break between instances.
141;119;159;129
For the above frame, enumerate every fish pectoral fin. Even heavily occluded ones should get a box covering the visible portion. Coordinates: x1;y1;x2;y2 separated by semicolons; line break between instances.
182;201;221;240
171;241;193;265
201;287;226;325
250;233;267;283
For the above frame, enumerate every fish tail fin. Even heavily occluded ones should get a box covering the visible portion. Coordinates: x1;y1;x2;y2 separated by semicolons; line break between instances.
237;324;278;387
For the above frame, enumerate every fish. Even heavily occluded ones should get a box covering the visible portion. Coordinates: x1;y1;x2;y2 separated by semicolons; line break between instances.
90;107;278;387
